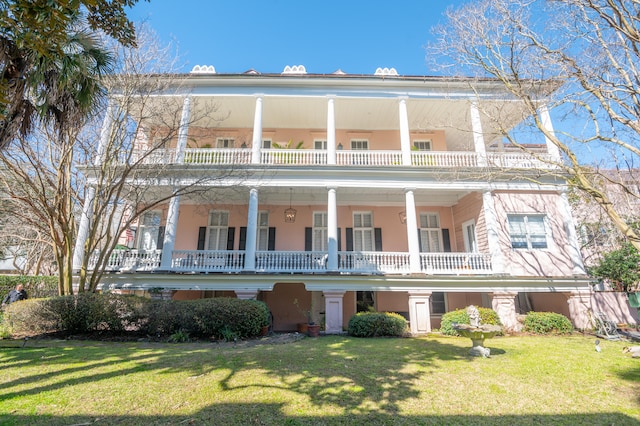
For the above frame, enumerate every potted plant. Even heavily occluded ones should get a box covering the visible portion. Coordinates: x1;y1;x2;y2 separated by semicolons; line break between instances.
293;297;320;336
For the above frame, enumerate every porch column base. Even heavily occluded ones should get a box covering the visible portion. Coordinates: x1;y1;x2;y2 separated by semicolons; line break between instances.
408;291;432;334
565;291;591;330
323;291;346;334
490;291;520;332
235;290;259;300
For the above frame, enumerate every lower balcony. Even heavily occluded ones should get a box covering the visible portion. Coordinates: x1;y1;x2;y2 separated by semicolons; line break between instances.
93;249;493;275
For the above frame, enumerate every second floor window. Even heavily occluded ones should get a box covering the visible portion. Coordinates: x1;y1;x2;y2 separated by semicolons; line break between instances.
216;138;234;148
420;213;443;252
206;211;229;250
313;212;328;251
351;140;369;150
314;140;327;150
257;211;269;250
413;140;432;151
138;211;161;251
508;214;548;249
353;212;374;251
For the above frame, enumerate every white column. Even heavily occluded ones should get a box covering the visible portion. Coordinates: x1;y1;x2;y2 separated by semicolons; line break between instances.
539;105;562;162
399;98;412;166
404;189;421;273
408;291;432;334
490;291;520;332
327;97;337;165
559;191;586;275
327;187;338;271
244;188;259;270
565;291;592;330
72;101;115;271
323;290;345;334
482;190;505;274
251;96;263;164
174;97;191;163
160;97;191;269
470;102;487;167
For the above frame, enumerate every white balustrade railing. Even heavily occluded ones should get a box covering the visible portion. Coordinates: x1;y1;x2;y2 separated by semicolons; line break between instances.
337;150;403;166
183;148;252;165
261;149;327;165
338;251;411;274
171;250;245;272
420;252;492;274
93;249;162;272
128;147;553;170
255;251;328;272
89;248;493;275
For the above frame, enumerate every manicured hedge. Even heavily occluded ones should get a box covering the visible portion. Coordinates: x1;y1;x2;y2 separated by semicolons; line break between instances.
348;311;408;337
2;293;270;340
439;307;502;336
523;311;573;334
0;275;58;300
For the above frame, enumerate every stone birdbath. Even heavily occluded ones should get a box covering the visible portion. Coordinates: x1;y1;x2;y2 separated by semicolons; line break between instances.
452;305;502;358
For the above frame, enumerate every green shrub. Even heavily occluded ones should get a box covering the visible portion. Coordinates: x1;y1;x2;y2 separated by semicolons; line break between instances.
440;307;502;336
523;311;573;334
348;312;408;337
0;275;58;300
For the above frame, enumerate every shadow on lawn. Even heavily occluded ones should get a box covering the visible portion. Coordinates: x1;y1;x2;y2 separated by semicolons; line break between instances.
1;405;637;425
0;336;637;425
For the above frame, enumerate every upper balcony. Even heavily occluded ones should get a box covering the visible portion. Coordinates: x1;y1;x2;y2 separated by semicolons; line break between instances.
133;147;555;170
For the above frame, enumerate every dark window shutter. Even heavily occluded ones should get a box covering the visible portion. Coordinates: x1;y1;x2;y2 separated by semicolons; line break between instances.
337;227;342;251
442;229;451;252
374;228;382;251
346;228;353;251
157;226;165;250
197;227;206;250
305;227;312;251
239;227;247;250
226;227;235;250
268;227;276;251
417;229;422;252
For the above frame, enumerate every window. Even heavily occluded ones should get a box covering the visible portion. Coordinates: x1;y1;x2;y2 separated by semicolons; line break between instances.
353;212;374;251
314;140;327;150
256;211;269;250
508;214;548;249
216;138;234;148
419;213;442;252
313;212;328;251
431;292;446;315
351;139;369;150
462;220;478;252
413;140;432;151
262;139;272;149
138;211;161;251
206;211;229;250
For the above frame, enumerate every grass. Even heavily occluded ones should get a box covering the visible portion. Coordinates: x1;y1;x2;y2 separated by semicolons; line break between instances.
0;333;639;425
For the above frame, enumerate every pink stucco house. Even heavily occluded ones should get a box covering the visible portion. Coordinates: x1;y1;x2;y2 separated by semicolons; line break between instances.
76;65;593;333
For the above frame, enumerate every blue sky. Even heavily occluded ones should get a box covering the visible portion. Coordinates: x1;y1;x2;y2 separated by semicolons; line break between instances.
128;1;467;76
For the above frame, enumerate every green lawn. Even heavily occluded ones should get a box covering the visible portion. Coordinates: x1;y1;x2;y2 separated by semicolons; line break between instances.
0;334;638;425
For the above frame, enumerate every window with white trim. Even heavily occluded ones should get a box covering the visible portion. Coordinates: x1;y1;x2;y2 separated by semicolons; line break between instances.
313;212;328;251
462;220;478;252
314;140;327;150
413;140;432;151
206;211;229;250
431;292;447;315
508;214;548;249
419;213;443;252
216;138;234;148
353;212;374;251
137;211;161;251
262;139;272;149
257;211;269;250
351;139;369;150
